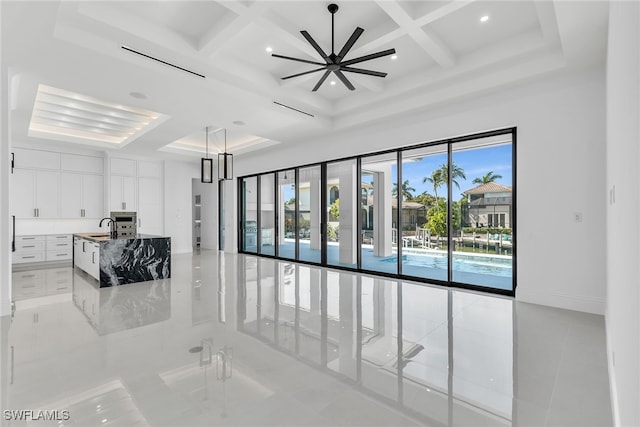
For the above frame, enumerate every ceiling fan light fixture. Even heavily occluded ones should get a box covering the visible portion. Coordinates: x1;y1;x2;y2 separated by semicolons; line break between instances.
272;3;395;92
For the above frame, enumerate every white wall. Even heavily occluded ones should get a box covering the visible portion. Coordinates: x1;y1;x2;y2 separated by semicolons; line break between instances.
605;2;640;426
164;160;199;254
0;64;11;317
234;66;607;315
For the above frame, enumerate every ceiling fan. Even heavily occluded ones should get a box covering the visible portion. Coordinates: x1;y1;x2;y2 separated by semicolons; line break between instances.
272;3;396;91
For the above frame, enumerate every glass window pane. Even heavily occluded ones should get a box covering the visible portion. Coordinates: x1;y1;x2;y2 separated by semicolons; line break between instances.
401;146;449;281
242;177;258;253
277;170;296;259
361;153;398;274
452;136;513;291
327;160;358;269
260;174;275;256
298;166;321;263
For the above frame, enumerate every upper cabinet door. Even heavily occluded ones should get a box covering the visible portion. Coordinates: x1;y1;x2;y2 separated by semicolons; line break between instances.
110;175;124;211
35;171;59;218
111;158;136;176
60;173;83;218
13;148;60;170
12;169;36;218
82;174;104;218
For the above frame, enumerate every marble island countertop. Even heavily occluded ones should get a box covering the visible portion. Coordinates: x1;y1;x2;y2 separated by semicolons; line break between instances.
73;232;166;243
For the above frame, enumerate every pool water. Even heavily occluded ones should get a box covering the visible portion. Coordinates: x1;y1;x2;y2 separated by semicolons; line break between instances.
375;250;512;278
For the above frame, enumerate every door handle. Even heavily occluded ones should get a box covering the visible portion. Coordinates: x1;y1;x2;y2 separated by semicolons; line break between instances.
92;252;95;264
11;215;15;252
33;208;37;217
83;241;86;252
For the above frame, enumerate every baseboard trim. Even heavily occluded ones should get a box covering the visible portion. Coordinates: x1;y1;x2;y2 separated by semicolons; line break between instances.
516;289;605;314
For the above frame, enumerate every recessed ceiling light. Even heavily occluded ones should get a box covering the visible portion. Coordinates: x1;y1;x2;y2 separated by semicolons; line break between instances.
266;46;273;53
391;55;398;60
232;120;246;126
480;15;489;22
330;81;336;85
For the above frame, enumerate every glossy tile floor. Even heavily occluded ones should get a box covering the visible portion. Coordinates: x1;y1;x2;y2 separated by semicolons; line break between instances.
2;251;612;426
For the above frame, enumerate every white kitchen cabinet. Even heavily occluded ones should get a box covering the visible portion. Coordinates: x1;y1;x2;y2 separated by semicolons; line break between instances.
73;237;100;281
111;158;136;176
87;242;100;280
12;235;45;264
13;148;60;170
61;173;104;218
12;169;36;218
12;169;59;218
61;153;104;174
110;175;136;212
73;236;89;273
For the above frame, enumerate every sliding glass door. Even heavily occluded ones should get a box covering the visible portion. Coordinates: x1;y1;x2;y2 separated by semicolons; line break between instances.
239;128;515;295
326;160;357;269
451;135;513;290
298;166;322;263
360;153;398;274
277;170;296;260
401;145;449;282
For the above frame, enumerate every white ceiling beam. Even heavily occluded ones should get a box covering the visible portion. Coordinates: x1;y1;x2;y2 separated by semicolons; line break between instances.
414;0;477;27
375;1;456;68
534;1;561;45
196;13;253;56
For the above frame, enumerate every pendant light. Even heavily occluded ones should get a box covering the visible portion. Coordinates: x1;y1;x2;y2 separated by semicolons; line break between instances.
218;128;233;181
201;126;213;183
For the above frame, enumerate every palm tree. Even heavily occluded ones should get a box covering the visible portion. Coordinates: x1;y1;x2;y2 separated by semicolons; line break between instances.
473;171;503;185
422;162;466;200
423;169;444;200
392;180;416;201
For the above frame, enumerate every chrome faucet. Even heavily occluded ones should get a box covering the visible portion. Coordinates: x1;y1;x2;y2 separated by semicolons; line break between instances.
99;217;116;238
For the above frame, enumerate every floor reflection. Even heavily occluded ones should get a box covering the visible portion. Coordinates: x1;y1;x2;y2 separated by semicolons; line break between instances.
237;257;515;426
3;251;612;427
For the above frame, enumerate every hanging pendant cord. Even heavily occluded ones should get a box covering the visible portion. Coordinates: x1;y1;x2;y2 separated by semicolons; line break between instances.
331;13;335;54
205;126;209;159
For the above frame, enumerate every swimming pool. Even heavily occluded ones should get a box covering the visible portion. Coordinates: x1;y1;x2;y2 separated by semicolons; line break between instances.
378;249;512;278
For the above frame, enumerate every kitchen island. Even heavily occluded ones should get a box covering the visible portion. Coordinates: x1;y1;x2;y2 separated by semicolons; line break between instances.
73;233;171;287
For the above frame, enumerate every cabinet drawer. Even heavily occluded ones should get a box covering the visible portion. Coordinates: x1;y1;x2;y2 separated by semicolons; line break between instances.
46;250;72;261
48;241;72;250
12;252;45;264
15;241;45;252
16;235;44;243
47;234;71;243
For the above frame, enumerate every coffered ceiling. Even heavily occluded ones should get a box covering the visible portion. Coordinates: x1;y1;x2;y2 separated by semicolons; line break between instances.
1;1;608;159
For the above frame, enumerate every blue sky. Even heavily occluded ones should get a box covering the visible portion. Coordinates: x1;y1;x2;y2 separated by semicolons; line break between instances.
394;144;512;200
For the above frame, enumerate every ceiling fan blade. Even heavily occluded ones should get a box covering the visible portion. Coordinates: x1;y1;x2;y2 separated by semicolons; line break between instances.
312;70;331;92
301;31;329;60
336;27;364;63
334;70;355;91
341;66;387;78
272;53;325;66
340;48;396;67
282;67;327;80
